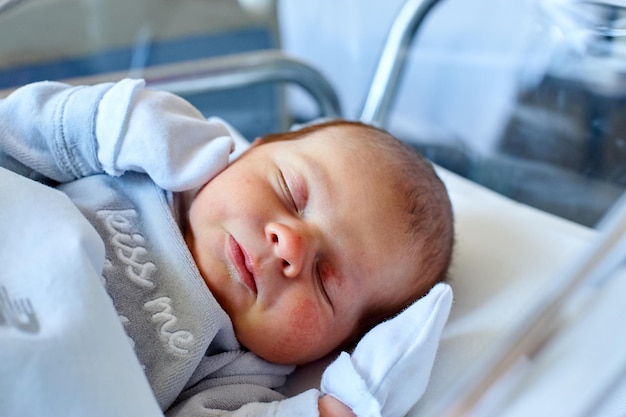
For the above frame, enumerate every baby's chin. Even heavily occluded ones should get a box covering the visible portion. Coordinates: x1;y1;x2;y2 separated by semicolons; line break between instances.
238;329;331;365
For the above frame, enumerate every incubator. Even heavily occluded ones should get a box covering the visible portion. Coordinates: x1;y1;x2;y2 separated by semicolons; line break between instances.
1;0;626;416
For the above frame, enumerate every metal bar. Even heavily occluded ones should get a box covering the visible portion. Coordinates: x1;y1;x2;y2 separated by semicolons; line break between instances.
359;0;441;126
145;51;342;119
1;50;342;120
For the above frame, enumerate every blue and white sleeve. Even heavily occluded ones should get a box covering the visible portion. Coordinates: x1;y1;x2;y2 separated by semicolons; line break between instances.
0;78;235;191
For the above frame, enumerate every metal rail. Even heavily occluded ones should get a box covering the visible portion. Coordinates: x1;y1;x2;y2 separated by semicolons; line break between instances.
144;50;342;120
1;50;342;120
359;0;441;126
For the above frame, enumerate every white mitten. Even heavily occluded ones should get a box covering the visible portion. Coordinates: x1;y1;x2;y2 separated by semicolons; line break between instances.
321;282;452;417
96;78;234;191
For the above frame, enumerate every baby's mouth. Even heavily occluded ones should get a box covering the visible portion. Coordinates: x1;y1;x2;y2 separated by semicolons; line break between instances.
228;235;258;294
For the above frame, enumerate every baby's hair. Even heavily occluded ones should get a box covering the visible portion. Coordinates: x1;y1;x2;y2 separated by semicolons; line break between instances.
261;120;454;347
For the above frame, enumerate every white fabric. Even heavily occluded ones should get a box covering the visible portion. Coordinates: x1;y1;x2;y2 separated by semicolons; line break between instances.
499;266;626;417
0;167;164;417
96;78;234;192
320;283;452;417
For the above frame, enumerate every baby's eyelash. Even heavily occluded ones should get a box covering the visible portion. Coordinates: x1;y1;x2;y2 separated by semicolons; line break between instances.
316;262;332;308
279;170;298;211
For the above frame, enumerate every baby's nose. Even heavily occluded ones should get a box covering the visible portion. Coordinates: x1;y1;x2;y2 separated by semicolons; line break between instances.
265;222;313;278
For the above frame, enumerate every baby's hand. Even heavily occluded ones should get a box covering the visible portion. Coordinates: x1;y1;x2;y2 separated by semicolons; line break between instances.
320;283;452;417
96;79;234;191
318;395;356;417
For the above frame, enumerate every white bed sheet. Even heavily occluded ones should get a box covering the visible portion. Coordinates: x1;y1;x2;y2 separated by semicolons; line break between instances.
0;167;163;417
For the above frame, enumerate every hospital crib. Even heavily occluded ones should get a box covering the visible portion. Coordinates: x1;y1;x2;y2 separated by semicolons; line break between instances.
2;0;626;416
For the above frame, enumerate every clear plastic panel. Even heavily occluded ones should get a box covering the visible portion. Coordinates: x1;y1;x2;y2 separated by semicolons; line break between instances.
0;0;283;139
280;0;626;226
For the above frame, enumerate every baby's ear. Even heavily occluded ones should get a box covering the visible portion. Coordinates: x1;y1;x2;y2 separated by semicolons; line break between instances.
251;137;264;147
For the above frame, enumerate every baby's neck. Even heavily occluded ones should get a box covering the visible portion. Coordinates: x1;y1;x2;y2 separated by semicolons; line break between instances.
172;190;195;238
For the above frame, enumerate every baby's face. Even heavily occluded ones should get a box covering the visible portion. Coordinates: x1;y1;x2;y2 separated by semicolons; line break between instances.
185;127;417;364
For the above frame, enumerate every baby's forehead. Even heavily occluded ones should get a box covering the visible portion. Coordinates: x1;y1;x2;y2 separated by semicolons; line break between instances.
301;125;393;160
307;123;382;143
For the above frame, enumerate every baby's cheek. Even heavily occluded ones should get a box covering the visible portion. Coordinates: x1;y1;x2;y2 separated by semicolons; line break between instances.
286;297;326;345
263;293;338;364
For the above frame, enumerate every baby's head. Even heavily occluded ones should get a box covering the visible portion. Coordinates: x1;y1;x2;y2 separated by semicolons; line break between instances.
185;120;453;365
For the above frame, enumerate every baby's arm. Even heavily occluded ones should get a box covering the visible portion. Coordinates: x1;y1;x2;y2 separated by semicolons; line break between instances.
0;81;111;183
94;78;234;191
0;79;233;190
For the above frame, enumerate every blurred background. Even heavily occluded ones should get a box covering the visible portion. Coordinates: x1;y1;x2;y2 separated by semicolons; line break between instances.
1;0;625;226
